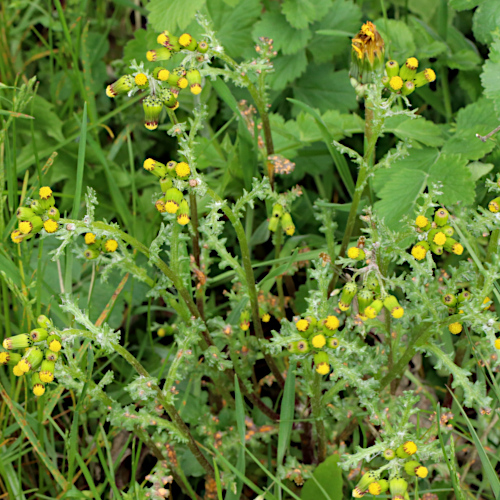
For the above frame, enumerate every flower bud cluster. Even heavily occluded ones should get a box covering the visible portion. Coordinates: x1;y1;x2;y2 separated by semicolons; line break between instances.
268;203;295;236
350;22;385;84
338;280;404;321
83;232;119;260
11;186;61;244
383;57;436;96
287;315;342;374
352;441;430;498
410;208;463;260
106;30;208;130
144;158;192;226
1;315;59;397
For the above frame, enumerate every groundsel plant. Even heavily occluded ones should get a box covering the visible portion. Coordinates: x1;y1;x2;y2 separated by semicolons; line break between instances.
4;13;500;500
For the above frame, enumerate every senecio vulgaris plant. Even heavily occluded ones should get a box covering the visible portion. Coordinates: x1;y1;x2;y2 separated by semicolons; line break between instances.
4;14;500;500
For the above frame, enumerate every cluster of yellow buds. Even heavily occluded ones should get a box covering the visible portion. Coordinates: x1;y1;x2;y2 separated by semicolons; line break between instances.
145;158;192;226
410;208;463;260
268;203;295;236
353;441;429;498
11;187;60;244
83;232;119;259
1;315;59;397
106;30;208;130
383;57;436;96
288;315;341;374
338;279;404;321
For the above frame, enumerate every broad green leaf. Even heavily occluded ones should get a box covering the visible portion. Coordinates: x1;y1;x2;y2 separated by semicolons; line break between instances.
374;148;475;229
301;455;343;500
268;51;308;90
447;49;482;70
293;66;357;114
468;161;494;181
481;36;500;116
442;98;500;160
282;0;317;29
123;27;160;66
472;0;500;45
147;0;205;32
374;19;416;62
449;0;484;10
408;0;437;22
308;0;361;63
384;115;445;147
253;11;312;55
208;0;262;58
410;18;448;59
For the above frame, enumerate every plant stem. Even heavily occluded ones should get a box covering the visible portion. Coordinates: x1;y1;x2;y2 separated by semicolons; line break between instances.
274;229;286;318
189;191;205;318
311;371;327;463
204;189;285;388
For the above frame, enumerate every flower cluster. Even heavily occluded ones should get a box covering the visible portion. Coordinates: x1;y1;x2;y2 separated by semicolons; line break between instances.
383;57;436;96
410;208;463;260
145;158;192;225
83;232;119;259
106;30;208;130
352;441;429;498
268;203;295;235
11;186;60;243
1;315;59;396
350;21;385;84
337;278;404;321
287;315;341;374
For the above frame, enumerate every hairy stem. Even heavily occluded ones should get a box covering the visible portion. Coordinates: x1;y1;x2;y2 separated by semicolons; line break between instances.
311;371;327;463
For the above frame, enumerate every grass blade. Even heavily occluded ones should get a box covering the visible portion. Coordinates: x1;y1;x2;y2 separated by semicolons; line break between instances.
72;102;87;219
277;361;296;465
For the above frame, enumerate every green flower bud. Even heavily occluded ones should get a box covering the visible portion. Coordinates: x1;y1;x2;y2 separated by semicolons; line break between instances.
239;310;251;331
383;448;396;460
197;40;209;53
0;351;21;366
18;346;43;373
401;80;415;96
488;197;500;213
296;339;310;354
441;225;454;237
45;350;59;361
84;247;100;260
179;33;197;51
37;314;51;329
339;282;357;311
403;461;428;478
186;69;202;95
354;471;379;496
396;441;417;458
399;57;418;80
268;216;280;232
272;203;284;218
18;216;43;235
3;334;33;350
143;96;163;131
157;31;181;51
382;76;390;88
153;67;170;81
16;206;35;220
383;295;404;319
364;299;383;319
47;206;60;221
160;177;173;193
106;75;134;98
429;242;443;255
434;208;449;226
143;158;167;178
30;328;48;342
30;199;44;215
168;67;188;89
385;60;399;78
281;212;295;236
389;477;408;497
146;47;172;62
32;372;46;396
442;293;457;307
177;199;191;226
458;290;471;302
327;337;340;349
365;274;380;292
357;289;373;320
314;351;330;375
413;68;436;87
444;237;464;255
164;188;184;214
159;88;177;108
47;333;62;353
39;360;55;383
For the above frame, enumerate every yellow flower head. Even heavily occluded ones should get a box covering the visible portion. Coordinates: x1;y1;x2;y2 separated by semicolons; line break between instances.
324;315;340;331
12;365;24;377
0;352;9;364
18;359;31;373
415;215;428;228
179;33;192;47
177;213;190;226
165;201;180;214
11;229;23;244
351;21;384;66
157;32;168;45
365;306;378;319
43;219;58;233
411;245;426;260
495;339;500;350
296;319;309;332
391;306;404;319
175;162;191;178
488;199;500;213
40;371;54;383
190;83;202;95
316;362;330;375
105;239;118;252
406;57;419;70
433;231;446;246
158;69;170;81
452;243;464;255
155;200;167;213
347;247;361;259
18;221;33;234
262;313;271;323
177;77;189;89
311;334;326;349
403;441;417;455
449;322;462;335
85;233;96;245
134;73;148;86
424;68;436;82
157;328;166;337
389;76;403;91
39;186;52;200
415;466;428;479
33;384;45;396
146;50;156;62
240;321;250;331
143;158;156;171
49;339;62;352
368;482;382;495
